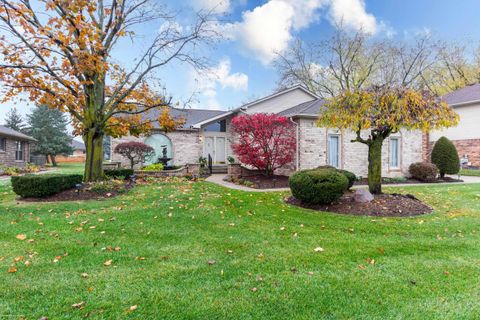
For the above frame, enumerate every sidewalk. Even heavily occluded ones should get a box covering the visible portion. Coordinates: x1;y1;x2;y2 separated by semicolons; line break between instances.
205;174;480;193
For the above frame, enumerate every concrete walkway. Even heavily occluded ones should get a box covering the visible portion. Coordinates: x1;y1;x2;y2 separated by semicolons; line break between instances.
205;174;480;193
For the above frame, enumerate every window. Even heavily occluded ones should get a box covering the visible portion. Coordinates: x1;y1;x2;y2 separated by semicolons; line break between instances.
327;134;340;168
389;137;400;168
204;120;226;132
0;138;6;152
103;136;111;161
15;141;24;161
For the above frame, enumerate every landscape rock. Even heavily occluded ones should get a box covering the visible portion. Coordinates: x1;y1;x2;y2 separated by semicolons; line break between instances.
354;189;374;203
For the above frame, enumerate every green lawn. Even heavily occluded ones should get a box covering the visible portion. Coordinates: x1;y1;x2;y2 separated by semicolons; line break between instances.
460;169;480;176
1;174;480;319
47;162;85;175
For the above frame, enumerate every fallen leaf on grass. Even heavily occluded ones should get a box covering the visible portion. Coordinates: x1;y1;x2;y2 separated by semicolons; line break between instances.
8;267;17;273
103;260;112;266
16;234;27;241
207;260;216;265
81;273;89;278
250;287;257;292
129;305;138;311
71;301;85;308
314;247;324;253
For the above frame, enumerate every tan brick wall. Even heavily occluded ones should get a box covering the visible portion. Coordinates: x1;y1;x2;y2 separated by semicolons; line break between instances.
297;118;423;178
0;137;30;167
111;129;202;168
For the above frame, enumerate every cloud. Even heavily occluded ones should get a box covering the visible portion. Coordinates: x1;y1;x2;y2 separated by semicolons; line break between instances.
191;58;248;109
192;0;231;14
328;0;378;34
223;0;385;65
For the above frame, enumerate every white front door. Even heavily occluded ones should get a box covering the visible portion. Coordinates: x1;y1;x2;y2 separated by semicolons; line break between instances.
205;137;215;160
215;137;226;163
203;136;226;164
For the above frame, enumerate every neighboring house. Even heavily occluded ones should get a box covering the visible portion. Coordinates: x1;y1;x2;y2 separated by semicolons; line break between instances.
110;85;423;177
429;83;480;167
56;139;86;163
0;125;36;167
70;139;86;157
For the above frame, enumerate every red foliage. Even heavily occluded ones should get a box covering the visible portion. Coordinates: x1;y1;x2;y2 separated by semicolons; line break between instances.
231;113;296;175
114;142;155;169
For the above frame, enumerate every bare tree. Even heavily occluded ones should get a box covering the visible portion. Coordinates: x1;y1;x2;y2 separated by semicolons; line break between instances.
422;42;480;95
274;27;439;98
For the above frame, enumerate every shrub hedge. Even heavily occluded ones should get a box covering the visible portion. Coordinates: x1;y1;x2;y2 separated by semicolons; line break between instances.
104;168;134;179
337;169;357;189
289;169;348;205
11;174;83;198
315;166;357;189
431;136;460;177
141;163;164;171
409;162;439;182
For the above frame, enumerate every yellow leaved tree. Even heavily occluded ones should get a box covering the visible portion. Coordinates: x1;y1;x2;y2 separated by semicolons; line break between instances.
318;86;459;194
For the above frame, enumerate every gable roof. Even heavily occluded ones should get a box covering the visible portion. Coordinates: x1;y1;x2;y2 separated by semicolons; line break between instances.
443;83;480;106
278;99;327;117
236;84;319;111
191;85;319;128
0;125;36;141
70;139;86;151
143;107;227;130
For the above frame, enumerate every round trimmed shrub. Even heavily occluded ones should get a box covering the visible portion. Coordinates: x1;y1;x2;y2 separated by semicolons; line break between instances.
337;169;357;189
289;169;349;205
409;162;438;182
431;136;460;177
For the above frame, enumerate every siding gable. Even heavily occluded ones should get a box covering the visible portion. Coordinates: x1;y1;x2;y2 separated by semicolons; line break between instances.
244;87;317;114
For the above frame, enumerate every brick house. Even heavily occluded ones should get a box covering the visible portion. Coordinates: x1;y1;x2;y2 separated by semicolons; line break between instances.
428;83;480;167
0;125;36;167
110;85;424;177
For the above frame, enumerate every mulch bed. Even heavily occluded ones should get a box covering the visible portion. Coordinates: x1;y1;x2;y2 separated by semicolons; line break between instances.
19;182;134;203
240;175;290;189
354;176;463;185
285;192;433;217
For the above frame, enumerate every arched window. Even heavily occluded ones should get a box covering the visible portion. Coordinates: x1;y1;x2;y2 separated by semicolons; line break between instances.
144;134;173;165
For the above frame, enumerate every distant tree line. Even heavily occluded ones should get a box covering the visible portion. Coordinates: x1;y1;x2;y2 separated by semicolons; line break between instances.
274;24;480;97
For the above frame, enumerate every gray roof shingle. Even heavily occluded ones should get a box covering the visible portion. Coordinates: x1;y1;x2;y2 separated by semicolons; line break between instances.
278;99;327;117
142;107;227;129
442;83;480;106
0;125;36;141
70;139;86;151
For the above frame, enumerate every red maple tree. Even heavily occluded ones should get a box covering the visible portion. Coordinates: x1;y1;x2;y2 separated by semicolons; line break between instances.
231;113;296;176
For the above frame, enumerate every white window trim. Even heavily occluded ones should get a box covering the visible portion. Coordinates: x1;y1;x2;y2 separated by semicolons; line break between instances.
327;133;341;168
389;137;401;170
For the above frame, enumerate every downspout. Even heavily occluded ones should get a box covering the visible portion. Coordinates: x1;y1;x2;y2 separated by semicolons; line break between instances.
289;117;299;171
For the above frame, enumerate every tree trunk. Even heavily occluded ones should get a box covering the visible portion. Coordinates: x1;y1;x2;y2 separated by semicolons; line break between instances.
83;127;104;182
368;138;384;194
50;154;57;167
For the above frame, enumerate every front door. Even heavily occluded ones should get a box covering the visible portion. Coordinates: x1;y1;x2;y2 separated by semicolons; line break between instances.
215;137;226;163
204;137;215;161
203;136;226;164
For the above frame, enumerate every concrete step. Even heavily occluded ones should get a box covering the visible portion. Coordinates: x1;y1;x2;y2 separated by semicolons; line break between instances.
211;165;227;174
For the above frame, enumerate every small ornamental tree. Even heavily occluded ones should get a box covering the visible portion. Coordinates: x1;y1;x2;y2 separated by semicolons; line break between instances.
231;113;296;176
319;86;459;194
114;142;155;170
431;136;460;178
